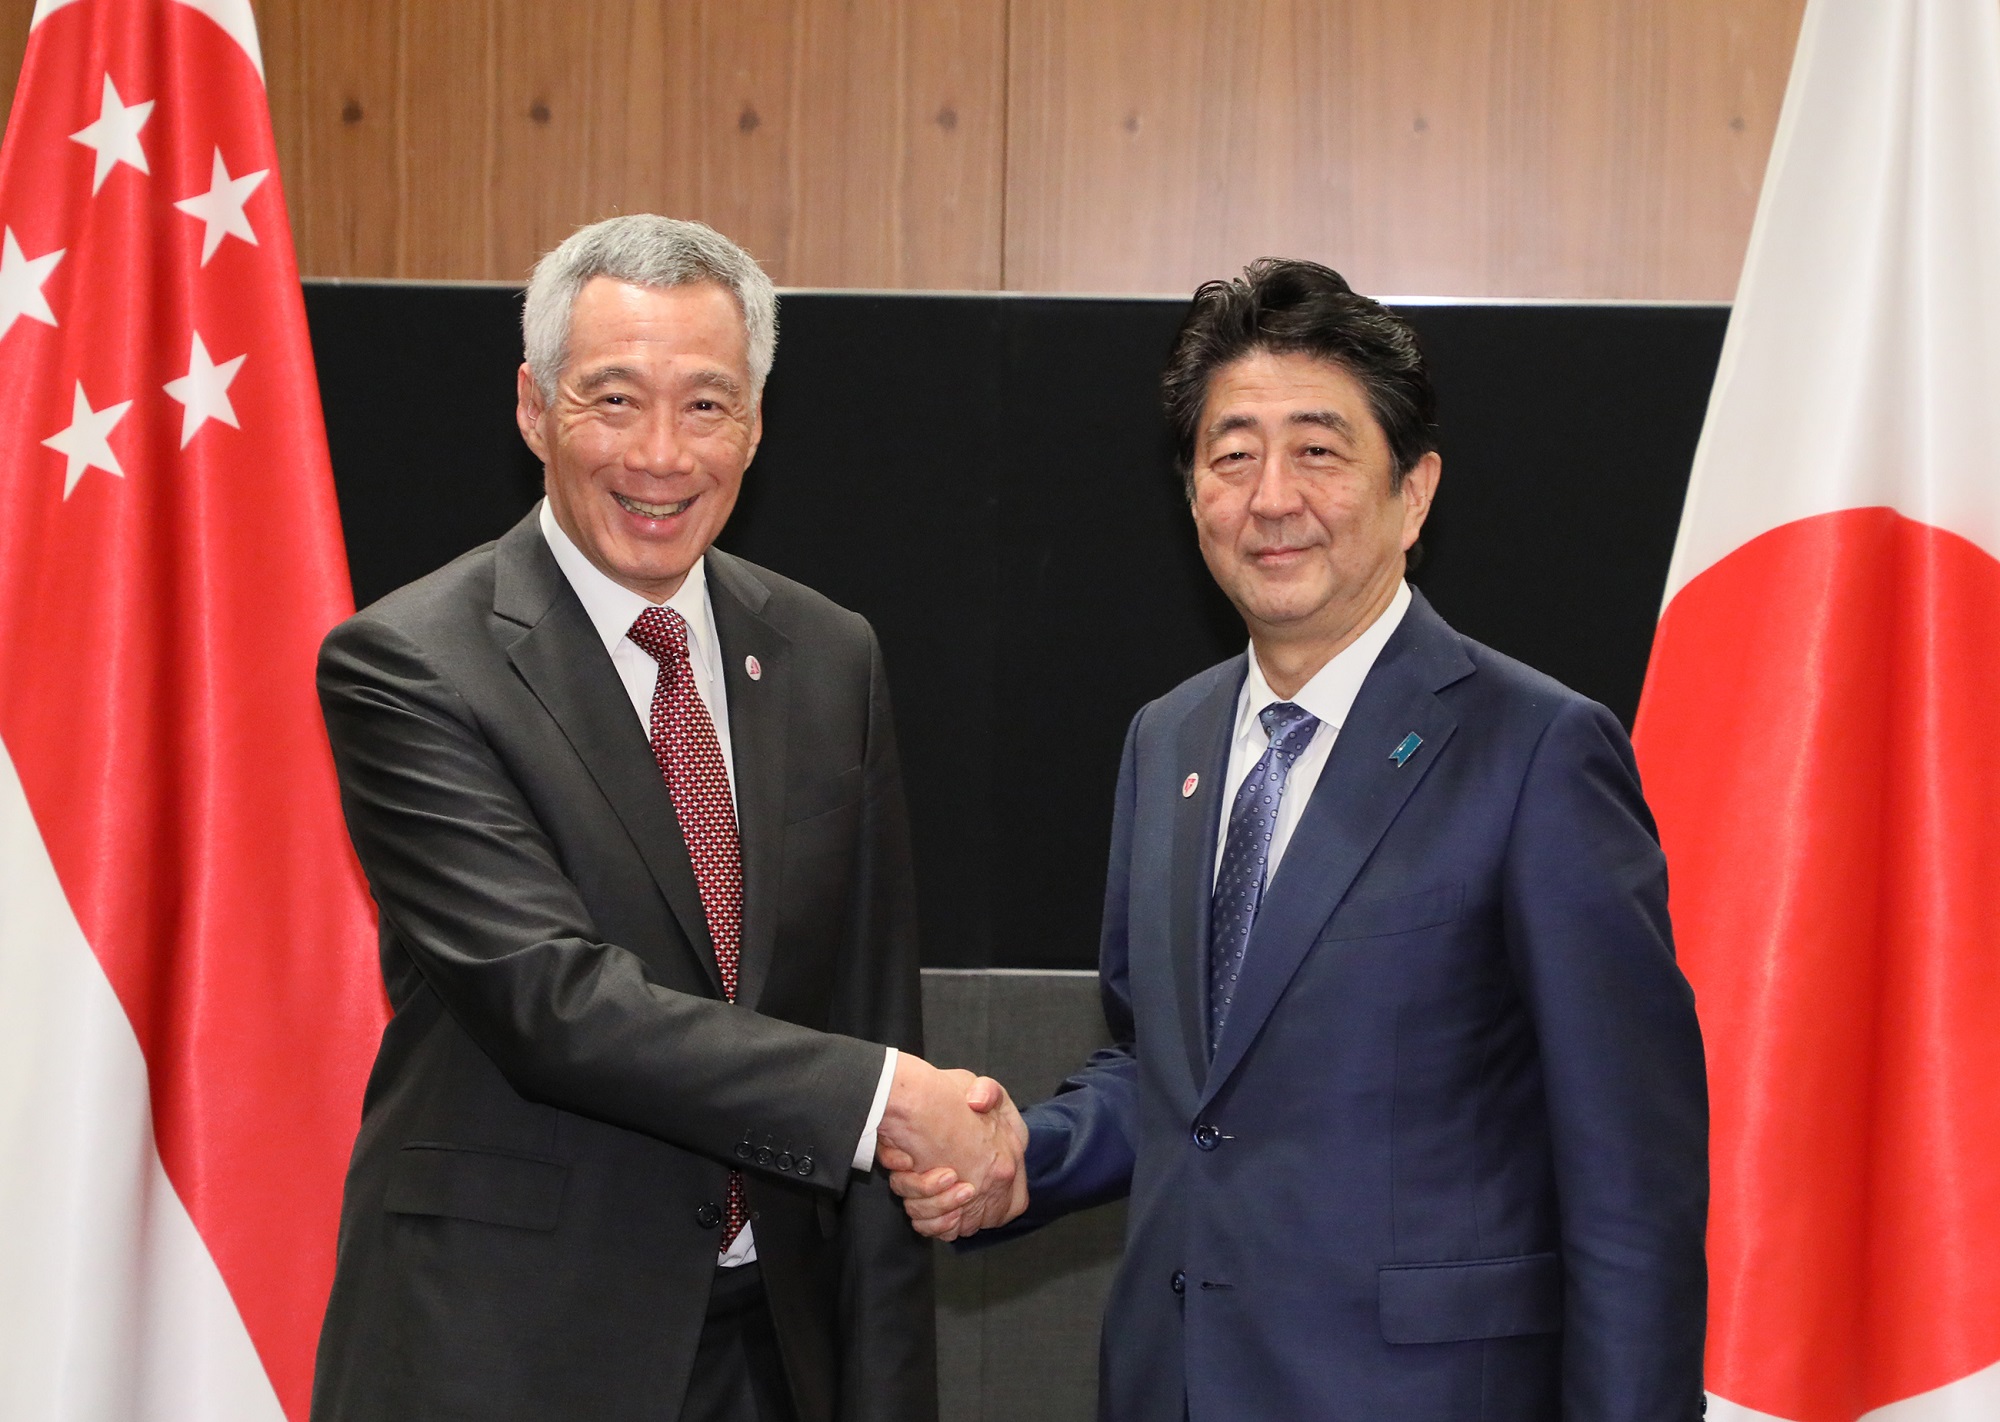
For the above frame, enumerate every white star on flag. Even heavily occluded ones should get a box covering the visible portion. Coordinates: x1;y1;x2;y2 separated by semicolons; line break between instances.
0;227;65;341
0;2;387;1418
163;331;246;447
68;74;155;193
173;149;267;265
42;380;133;497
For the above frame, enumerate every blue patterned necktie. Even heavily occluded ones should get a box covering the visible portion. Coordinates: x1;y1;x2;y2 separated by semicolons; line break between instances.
1209;700;1322;1052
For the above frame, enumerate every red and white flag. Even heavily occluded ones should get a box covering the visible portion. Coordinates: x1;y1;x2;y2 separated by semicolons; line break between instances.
1633;0;2000;1418
0;2;385;1418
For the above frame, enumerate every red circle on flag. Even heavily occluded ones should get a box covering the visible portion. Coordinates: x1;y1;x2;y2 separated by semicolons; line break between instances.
1636;509;2000;1422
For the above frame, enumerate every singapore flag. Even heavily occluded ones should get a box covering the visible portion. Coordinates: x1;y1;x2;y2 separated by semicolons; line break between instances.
1632;0;2000;1419
0;2;385;1420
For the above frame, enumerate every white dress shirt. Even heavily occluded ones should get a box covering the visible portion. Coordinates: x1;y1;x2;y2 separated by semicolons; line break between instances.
1213;580;1413;887
539;501;897;1265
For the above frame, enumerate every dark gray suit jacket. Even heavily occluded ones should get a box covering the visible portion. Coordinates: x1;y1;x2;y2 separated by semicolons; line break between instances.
310;511;933;1422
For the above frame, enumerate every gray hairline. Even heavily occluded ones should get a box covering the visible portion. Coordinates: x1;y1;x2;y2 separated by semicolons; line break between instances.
521;215;778;407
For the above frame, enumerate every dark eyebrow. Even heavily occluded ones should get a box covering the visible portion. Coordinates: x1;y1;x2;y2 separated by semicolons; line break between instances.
1288;409;1358;440
1203;408;1360;443
1204;411;1259;442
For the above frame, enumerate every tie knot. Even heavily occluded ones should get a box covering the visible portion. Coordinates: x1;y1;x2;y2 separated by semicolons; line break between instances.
1258;700;1319;757
628;605;691;666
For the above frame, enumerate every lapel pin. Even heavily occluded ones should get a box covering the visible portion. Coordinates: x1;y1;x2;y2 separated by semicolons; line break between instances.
744;655;762;681
1181;773;1200;798
1390;732;1423;767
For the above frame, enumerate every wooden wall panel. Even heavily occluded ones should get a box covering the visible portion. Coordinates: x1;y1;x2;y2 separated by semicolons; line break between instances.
397;0;499;276
255;0;1006;288
0;9;33;138
1003;0;1805;299
4;0;1805;298
489;1;657;282
771;0;1007;289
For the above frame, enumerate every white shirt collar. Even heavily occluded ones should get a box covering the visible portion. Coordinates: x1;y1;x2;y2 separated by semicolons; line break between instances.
1236;580;1413;741
537;497;716;662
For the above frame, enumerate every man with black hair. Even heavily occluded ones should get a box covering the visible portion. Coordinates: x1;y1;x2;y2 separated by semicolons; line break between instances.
889;261;1708;1421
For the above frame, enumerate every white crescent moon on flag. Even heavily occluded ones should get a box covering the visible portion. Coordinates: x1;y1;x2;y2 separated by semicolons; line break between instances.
31;0;266;83
27;0;85;26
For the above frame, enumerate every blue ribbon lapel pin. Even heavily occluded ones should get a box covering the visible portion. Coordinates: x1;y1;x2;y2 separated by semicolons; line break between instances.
1389;732;1423;767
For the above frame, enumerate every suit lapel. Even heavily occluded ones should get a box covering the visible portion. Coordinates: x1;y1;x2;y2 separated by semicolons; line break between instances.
493;514;725;997
1199;593;1473;1108
705;552;790;1010
1168;658;1245;1091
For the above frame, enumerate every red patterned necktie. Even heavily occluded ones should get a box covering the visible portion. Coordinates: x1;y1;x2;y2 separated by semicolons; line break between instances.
628;605;748;1248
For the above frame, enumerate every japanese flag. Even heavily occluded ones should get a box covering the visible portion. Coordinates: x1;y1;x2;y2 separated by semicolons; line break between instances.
1632;0;2000;1418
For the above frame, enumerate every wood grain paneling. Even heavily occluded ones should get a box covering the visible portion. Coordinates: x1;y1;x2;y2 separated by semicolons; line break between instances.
255;0;1006;288
0;9;33;138
1003;0;1806;298
489;1;653;281
5;0;1804;298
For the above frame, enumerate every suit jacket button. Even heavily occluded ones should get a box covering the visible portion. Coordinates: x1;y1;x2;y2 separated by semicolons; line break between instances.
795;1155;814;1175
776;1152;794;1172
695;1202;722;1229
1171;1270;1186;1295
1192;1123;1221;1151
734;1141;754;1161
756;1146;775;1167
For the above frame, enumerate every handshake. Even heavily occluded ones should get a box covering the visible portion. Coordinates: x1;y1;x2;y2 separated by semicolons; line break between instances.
874;1054;1031;1241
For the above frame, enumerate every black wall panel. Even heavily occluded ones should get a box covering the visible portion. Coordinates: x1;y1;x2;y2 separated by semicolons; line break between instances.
304;284;1725;970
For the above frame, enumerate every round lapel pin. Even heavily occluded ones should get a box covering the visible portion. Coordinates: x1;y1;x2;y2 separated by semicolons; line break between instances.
1181;773;1200;798
745;655;763;681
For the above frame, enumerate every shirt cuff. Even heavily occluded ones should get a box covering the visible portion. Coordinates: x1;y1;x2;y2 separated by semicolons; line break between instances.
851;1047;898;1172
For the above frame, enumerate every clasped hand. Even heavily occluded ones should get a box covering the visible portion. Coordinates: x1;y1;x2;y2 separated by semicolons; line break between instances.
874;1054;1028;1241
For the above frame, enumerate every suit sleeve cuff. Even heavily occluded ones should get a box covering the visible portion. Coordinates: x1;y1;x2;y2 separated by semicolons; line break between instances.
850;1047;898;1171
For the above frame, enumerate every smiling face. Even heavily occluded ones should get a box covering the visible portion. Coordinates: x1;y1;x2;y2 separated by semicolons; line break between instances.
1190;348;1439;681
517;276;762;602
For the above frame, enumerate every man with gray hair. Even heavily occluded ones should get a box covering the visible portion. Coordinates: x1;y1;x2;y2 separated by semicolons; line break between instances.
309;215;1023;1422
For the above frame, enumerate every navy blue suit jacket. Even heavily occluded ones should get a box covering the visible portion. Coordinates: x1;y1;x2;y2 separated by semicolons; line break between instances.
1011;591;1707;1421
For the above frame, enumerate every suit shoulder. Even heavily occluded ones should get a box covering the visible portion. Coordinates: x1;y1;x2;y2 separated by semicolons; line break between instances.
710;551;874;647
1158;656;1246;709
1446;627;1625;744
1129;657;1244;737
322;539;500;661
